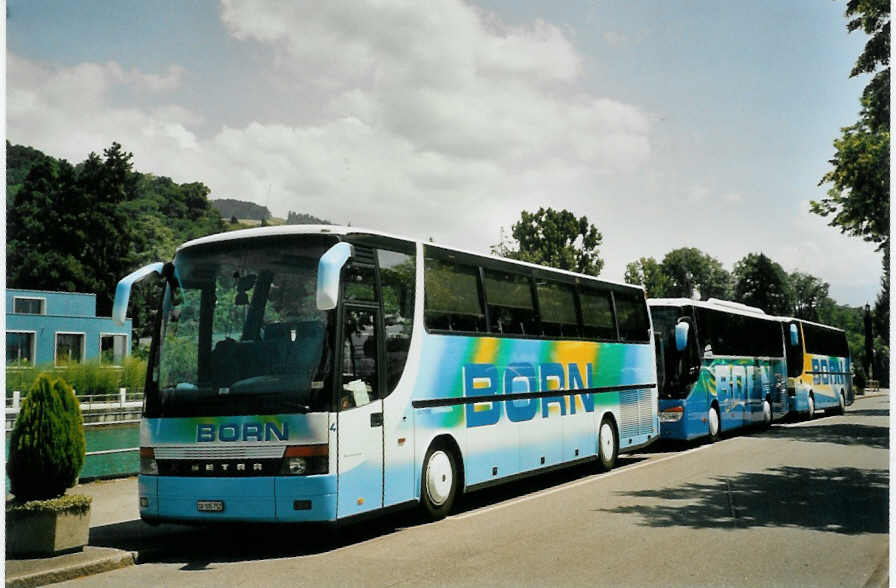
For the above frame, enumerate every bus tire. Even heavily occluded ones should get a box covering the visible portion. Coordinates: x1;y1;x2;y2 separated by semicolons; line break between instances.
420;444;458;520
597;416;618;472
708;404;721;442
807;394;815;419
761;398;772;428
833;391;846;415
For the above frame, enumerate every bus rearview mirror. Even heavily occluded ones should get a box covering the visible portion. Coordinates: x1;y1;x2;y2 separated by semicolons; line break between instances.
789;324;799;346
316;242;353;310
113;262;165;326
674;321;690;352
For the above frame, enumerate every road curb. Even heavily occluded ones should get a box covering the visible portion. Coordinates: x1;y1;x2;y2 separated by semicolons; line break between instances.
5;548;136;588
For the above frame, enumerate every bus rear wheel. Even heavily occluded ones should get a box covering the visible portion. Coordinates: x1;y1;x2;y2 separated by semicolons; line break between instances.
807;395;815;419
420;445;458;520
833;391;846;415
597;417;618;471
761;399;772;428
708;405;721;442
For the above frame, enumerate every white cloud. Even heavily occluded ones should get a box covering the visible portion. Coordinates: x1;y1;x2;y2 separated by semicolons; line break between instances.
8;0;651;257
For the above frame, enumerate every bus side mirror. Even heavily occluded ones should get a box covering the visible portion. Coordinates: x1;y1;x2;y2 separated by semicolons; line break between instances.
316;242;353;310
674;321;690;352
113;262;165;326
789;324;799;346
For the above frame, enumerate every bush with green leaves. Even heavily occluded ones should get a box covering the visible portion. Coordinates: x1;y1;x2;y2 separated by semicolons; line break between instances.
7;374;86;501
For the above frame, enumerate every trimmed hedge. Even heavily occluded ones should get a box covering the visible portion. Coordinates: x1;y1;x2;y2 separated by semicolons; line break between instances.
7;374;87;501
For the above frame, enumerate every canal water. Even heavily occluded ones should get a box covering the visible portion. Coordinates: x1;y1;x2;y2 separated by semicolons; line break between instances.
6;422;139;485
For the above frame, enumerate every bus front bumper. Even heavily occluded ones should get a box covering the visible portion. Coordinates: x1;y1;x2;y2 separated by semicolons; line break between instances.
658;399;707;441
139;474;337;523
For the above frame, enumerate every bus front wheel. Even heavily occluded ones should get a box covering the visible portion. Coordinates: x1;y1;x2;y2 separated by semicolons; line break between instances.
597;417;618;471
420;445;458;520
807;395;815;419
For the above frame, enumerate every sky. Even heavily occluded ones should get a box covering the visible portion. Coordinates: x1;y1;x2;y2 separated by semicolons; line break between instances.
6;0;884;306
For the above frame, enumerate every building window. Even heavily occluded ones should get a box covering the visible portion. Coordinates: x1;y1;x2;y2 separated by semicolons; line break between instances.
100;334;128;366
6;332;35;366
13;297;45;315
56;333;84;365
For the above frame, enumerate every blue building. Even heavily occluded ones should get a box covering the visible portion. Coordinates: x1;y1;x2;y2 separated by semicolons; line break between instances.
6;289;132;367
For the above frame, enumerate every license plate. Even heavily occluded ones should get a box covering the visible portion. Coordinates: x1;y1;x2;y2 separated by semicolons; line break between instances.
197;500;224;512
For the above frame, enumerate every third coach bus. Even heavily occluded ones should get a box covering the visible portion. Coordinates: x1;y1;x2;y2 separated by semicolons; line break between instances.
780;317;853;417
114;225;658;524
649;298;788;441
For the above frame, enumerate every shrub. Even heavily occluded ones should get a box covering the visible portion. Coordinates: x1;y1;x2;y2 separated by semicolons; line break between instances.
7;374;86;501
120;356;147;395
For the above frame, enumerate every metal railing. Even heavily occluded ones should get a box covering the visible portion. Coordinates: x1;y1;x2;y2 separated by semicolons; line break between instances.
6;388;144;412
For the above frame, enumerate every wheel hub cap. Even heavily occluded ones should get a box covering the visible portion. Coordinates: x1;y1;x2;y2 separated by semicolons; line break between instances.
600;423;613;461
426;451;452;506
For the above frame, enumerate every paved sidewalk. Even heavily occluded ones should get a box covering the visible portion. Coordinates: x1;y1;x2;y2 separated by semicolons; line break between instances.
5;391;889;587
6;477;141;587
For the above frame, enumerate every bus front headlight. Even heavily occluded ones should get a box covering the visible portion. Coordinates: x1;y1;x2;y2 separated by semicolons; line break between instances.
280;445;328;475
140;447;158;475
286;457;308;475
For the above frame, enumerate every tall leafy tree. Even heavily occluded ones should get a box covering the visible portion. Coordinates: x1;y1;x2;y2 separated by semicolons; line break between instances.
659;247;731;300
790;271;831;321
494;207;604;276
813;0;889;384
7;142;225;341
624;257;671;297
813;0;889;249
732;253;793;315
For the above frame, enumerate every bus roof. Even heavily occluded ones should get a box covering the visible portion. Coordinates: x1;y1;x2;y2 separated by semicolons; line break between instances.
775;316;847;334
178;225;642;292
648;298;777;320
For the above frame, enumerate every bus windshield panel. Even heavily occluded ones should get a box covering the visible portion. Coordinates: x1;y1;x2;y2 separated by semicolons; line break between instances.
145;235;339;417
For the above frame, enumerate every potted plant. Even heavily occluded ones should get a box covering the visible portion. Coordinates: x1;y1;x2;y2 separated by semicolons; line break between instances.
6;374;91;557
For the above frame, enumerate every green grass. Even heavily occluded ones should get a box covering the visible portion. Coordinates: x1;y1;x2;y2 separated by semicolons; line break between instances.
6;357;147;398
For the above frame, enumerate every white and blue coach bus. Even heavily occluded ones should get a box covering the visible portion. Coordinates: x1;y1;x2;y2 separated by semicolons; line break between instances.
779;317;853;417
113;226;658;524
650;299;789;441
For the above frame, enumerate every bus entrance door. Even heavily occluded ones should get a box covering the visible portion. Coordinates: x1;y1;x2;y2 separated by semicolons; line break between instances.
336;306;384;518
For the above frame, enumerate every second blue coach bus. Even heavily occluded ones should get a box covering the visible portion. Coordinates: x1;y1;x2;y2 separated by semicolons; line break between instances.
650;298;788;441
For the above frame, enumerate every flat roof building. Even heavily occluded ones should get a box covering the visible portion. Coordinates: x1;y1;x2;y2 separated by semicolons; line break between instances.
6;289;132;368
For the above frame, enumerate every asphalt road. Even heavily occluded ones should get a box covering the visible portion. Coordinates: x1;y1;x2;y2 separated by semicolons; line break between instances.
62;394;889;588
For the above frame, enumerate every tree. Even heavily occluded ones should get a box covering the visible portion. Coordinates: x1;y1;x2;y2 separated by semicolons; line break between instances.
659;247;731;300
7;144;139;315
494;208;604;276
624;257;671;297
813;1;889;248
7;374;86;501
790;271;831;321
732;253;793;315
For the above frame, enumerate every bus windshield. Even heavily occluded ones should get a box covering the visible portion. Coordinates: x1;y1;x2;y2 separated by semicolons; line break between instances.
145;235;339;417
651;305;698;398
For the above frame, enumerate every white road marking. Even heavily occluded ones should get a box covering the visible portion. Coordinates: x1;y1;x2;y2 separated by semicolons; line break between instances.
450;443;713;520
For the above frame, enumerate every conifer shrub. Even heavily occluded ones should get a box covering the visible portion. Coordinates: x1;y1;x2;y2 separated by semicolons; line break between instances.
7;374;86;501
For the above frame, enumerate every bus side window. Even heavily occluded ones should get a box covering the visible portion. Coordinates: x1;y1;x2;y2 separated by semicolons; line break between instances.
483;269;537;336
580;288;616;340
379;249;416;395
614;291;650;342
537;281;579;338
424;256;486;333
341;308;377;410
